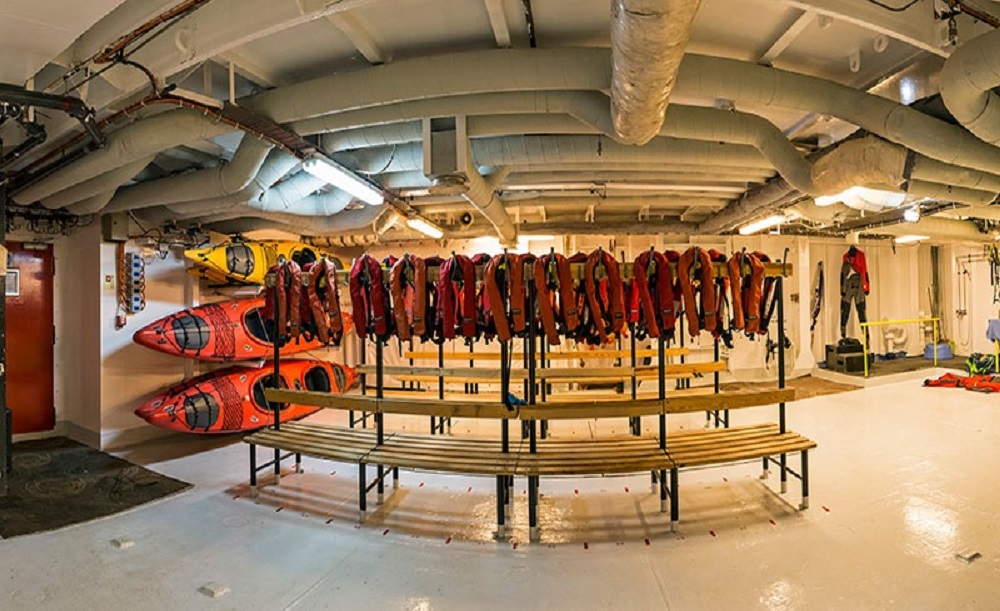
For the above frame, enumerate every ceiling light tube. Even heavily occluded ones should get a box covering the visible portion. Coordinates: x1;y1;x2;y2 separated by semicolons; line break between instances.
894;234;929;244
406;217;444;239
738;214;785;235
302;157;384;206
903;207;921;223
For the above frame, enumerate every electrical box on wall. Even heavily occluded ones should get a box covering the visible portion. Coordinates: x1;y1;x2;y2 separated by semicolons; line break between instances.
102;212;129;242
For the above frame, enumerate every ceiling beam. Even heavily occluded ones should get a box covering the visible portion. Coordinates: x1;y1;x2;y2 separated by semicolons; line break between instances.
326;12;390;65
776;0;991;58
758;9;815;65
216;51;290;89
484;0;512;48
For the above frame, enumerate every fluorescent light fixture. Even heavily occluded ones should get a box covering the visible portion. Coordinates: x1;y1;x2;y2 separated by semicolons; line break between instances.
814;186;906;209
903;207;921;223
739;214;785;235
302;157;384;206
406;217;444;239
894;234;929;244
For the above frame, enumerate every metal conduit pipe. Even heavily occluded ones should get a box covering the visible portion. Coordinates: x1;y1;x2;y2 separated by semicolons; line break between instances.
166;171;328;219
911;155;1000;193
40;155;156;209
609;0;702;144
940;28;1000;146
938;207;1000;222
104;135;273;211
698;179;798;234
13;109;234;204
414;195;729;215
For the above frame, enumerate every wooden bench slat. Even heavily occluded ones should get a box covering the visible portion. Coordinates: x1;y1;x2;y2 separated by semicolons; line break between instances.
403;348;690;361
664;388;796;413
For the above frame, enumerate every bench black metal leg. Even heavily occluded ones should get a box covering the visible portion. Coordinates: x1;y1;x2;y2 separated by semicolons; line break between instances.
670;468;679;532
295;452;302;474
659;469;667;513
273;448;281;485
780;453;788;493
393;466;399;490
377;464;385;504
760;456;769;480
800;450;810;510
249;444;258;498
528;475;539;542
358;463;367;520
496;476;506;539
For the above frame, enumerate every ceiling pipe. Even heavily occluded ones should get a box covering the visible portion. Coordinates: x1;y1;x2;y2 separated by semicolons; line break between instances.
66;190;117;215
13;109;234;204
939;206;1000;222
101;134;273;211
459;165;515;245
166;171;328;218
415;195;728;215
110;149;302;214
866;216;991;242
39;155;156;209
258;49;1000;177
335;137;772;174
609;0;702;144
940;28;1000;146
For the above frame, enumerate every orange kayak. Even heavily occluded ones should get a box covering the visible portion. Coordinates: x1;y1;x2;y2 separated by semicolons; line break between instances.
135;360;357;434
133;298;351;362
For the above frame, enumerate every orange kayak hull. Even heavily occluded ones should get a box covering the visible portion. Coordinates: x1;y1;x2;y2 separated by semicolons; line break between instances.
135;360;357;434
133;299;351;362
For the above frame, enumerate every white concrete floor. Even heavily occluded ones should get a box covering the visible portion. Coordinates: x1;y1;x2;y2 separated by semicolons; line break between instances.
2;370;999;609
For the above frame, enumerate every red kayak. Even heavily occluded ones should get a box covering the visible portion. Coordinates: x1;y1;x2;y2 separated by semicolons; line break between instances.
135;360;357;434
133;299;348;362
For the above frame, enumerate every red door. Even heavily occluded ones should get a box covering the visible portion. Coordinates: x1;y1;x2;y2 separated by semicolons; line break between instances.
5;242;55;434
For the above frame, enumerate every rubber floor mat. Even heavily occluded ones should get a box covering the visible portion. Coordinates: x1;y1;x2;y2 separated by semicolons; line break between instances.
0;437;191;538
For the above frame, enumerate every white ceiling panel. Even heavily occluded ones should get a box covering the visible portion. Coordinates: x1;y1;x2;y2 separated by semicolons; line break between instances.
0;0;129;83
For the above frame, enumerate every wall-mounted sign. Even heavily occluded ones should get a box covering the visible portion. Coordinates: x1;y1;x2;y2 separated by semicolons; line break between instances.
4;270;19;297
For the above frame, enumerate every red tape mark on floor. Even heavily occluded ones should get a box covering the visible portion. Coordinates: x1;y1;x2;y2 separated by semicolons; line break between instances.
709;530;716;537
467;486;473;492
330;471;336;476
624;486;629;493
512;542;518;550
769;519;776;526
583;542;589;550
823;506;831;513
574;489;579;495
383;529;390;536
419;482;424;487
644;538;651;546
722;477;728;482
445;537;451;544
232;495;240;500
275;506;284;513
326;518;334;525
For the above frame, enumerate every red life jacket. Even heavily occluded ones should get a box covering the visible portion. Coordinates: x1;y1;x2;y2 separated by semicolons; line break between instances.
735;251;766;336
437;254;478;342
677;247;717;338
631;249;675;340
303;258;343;345
754;251;776;336
349;254;392;342
583;249;625;345
533;253;579;346
484;253;526;343
389;254;428;342
263;259;303;342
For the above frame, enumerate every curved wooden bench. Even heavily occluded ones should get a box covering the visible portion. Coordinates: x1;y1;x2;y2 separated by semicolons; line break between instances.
251;386;812;538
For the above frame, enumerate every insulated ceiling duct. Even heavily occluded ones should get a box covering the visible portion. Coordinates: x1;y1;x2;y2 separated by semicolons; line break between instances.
13;109;235;204
811;136;908;196
102;135;273;211
610;0;703;145
940;28;1000;146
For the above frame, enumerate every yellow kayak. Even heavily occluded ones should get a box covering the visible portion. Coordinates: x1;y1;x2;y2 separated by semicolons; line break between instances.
184;240;340;285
